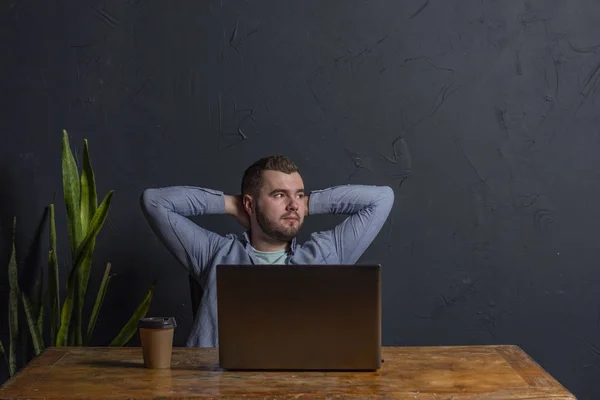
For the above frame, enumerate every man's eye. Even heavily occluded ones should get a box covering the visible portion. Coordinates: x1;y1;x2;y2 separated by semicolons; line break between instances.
274;193;283;198
297;193;305;198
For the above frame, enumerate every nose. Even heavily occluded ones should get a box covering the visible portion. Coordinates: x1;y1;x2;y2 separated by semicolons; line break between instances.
287;197;299;211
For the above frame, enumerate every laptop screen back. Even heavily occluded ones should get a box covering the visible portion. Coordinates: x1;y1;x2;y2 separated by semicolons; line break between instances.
216;264;382;371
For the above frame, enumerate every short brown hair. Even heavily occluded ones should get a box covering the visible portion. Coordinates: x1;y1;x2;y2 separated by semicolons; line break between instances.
241;155;299;197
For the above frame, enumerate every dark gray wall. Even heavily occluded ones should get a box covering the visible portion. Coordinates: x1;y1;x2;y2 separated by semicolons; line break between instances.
2;0;600;397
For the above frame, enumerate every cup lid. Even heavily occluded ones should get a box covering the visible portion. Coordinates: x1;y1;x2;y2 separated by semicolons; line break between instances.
138;317;177;329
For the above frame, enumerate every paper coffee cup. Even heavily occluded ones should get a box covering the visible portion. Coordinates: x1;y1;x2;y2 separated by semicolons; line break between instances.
138;317;177;369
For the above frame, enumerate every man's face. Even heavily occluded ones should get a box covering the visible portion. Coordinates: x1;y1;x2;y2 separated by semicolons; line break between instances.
252;170;306;243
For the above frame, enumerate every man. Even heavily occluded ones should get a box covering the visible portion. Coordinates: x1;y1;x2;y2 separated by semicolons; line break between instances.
141;155;394;347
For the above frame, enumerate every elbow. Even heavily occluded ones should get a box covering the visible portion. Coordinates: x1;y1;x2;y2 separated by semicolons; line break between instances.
379;185;395;213
140;188;160;214
381;185;394;200
379;185;394;203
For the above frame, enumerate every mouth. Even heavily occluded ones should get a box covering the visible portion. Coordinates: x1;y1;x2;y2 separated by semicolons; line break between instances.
282;215;299;221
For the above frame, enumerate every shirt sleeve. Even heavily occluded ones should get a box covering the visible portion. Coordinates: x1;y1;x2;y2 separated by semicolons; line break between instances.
140;186;228;278
305;185;394;264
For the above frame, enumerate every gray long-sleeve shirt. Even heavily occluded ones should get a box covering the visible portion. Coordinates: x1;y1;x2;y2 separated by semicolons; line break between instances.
140;184;394;347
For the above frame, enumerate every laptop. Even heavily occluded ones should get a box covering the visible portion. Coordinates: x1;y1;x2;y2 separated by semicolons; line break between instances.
216;264;382;371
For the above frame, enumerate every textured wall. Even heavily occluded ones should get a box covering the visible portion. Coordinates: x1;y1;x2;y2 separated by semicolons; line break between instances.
2;0;600;397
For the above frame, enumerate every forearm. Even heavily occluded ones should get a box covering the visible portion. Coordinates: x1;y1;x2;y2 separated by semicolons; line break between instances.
308;185;393;215
304;184;394;264
141;186;226;218
140;186;228;275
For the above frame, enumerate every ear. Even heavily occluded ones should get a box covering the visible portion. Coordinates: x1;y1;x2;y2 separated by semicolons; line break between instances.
242;194;254;216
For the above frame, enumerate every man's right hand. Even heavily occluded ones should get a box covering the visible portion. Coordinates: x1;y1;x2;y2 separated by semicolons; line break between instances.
224;195;250;229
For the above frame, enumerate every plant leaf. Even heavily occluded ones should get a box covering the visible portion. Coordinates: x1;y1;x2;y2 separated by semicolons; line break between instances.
0;340;8;376
75;191;113;345
73;191;114;275
32;264;43;321
62;129;83;257
75;245;94;346
32;264;44;349
68;314;77;346
56;191;114;347
80;139;98;234
37;304;45;342
22;294;44;356
76;139;98;346
69;329;77;346
109;283;155;347
47;204;60;345
57;270;75;347
8;217;19;377
85;263;112;345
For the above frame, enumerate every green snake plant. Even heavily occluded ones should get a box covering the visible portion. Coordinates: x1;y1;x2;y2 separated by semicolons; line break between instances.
1;130;155;377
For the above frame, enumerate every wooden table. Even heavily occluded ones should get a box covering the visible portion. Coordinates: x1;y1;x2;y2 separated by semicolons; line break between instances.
0;346;575;399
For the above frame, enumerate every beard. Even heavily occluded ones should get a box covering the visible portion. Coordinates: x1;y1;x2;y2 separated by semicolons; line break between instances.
255;204;302;242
